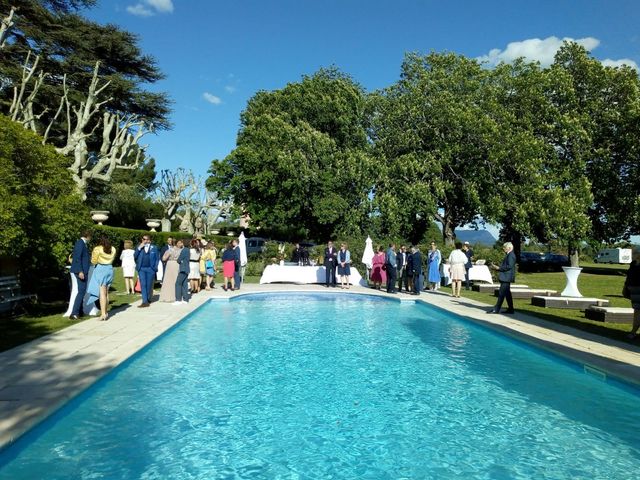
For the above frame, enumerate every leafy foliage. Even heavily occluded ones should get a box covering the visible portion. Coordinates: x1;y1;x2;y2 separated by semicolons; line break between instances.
208;68;375;241
0;114;89;284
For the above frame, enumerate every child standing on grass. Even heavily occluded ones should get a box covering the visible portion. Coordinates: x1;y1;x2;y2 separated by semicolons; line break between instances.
120;240;136;294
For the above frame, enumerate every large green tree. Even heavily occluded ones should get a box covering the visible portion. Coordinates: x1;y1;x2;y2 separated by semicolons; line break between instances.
0;0;170;130
207;68;374;240
481;58;592;263
371;52;500;245
0;0;171;203
553;42;640;243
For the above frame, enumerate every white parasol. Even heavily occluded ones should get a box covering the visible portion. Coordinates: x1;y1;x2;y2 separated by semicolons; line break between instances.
238;231;248;267
362;235;374;269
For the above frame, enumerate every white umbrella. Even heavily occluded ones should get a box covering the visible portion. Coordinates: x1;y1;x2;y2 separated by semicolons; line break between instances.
362;235;374;269
238;231;248;267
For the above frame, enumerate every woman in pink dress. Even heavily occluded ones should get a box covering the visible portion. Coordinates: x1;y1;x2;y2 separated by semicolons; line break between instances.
221;242;236;291
370;246;387;290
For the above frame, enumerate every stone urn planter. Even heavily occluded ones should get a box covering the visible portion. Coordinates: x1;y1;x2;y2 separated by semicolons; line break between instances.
560;266;583;297
90;210;109;225
146;218;161;232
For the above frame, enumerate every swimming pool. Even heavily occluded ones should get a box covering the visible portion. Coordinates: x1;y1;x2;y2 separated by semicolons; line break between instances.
1;293;639;479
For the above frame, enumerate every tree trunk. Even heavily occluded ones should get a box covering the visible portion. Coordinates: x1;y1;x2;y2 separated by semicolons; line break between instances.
568;244;580;267
434;211;456;247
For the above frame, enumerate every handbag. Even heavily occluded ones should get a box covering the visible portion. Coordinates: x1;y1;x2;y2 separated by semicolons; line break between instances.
134;277;141;293
205;259;215;276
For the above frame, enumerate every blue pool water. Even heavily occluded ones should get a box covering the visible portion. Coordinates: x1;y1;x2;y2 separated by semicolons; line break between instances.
1;293;640;479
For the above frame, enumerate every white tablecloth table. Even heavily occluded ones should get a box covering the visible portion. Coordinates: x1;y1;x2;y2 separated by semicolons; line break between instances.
442;264;493;286
260;265;366;286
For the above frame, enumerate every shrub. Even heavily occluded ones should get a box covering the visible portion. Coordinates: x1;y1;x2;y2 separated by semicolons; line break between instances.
0;115;90;287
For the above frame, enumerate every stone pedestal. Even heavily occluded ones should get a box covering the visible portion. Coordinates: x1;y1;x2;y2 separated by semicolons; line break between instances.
161;218;172;232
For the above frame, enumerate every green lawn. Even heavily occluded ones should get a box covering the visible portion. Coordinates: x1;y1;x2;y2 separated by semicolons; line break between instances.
1;267;137;353
1;264;635;353
445;262;635;343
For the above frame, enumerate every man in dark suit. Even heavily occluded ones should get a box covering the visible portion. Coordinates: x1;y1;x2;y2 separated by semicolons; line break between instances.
386;243;397;293
463;241;474;290
69;229;92;320
411;246;423;295
488;242;516;314
397;245;408;292
134;234;159;307
324;241;337;287
175;239;190;304
291;243;303;264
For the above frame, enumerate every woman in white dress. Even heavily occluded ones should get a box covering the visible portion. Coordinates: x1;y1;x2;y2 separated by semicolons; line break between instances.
119;240;136;294
188;239;202;294
448;241;468;298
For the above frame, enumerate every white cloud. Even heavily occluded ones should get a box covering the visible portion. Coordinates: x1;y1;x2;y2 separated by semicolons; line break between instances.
126;4;154;16
224;85;237;94
478;36;600;67
602;58;639;70
126;0;174;17
147;0;174;13
478;36;639;71
203;92;222;105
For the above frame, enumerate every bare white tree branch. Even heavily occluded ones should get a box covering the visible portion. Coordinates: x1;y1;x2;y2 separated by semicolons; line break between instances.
0;7;15;49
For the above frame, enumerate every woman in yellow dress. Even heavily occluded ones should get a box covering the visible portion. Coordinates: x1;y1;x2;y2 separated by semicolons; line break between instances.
87;236;117;321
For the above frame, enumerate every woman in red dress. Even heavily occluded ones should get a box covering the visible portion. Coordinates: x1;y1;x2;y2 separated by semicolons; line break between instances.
221;242;236;291
370;246;387;290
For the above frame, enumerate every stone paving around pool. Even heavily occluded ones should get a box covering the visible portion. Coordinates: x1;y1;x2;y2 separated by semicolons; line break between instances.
2;283;640;450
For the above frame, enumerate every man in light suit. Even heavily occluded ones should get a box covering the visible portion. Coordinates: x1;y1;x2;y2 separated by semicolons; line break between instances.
324;241;337;287
69;229;92;320
488;242;516;314
134;234;159;307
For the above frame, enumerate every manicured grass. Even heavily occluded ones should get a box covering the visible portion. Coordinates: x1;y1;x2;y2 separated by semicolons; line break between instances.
1;267;138;353
446;262;635;343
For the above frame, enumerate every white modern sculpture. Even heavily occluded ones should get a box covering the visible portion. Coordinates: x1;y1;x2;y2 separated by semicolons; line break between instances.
561;266;583;297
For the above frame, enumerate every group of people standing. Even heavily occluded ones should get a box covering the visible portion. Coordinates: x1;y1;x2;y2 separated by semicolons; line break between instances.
368;241;475;296
68;231;243;321
323;242;353;288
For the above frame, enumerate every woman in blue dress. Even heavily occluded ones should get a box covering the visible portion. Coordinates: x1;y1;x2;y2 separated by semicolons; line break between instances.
337;242;352;289
427;242;441;291
87;236;116;321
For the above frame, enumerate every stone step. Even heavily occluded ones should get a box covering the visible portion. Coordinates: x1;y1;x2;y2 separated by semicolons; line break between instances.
585;306;635;324
494;288;558;299
531;296;610;310
474;283;528;293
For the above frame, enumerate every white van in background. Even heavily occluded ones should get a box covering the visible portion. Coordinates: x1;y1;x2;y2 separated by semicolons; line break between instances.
595;248;633;264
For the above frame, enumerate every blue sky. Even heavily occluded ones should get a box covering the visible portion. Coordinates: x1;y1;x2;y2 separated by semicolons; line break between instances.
87;0;640;180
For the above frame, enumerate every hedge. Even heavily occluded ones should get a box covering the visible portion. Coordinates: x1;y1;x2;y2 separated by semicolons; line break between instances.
92;226;239;266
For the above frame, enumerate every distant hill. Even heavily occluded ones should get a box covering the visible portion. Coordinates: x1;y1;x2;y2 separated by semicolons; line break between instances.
455;229;497;246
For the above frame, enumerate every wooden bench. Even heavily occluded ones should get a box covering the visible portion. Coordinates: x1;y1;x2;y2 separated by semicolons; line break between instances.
0;275;37;316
